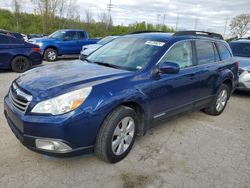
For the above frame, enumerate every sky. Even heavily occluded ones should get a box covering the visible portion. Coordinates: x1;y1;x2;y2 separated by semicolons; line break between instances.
0;0;250;36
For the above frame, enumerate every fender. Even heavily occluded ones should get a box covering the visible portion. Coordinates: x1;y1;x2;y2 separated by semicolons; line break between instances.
216;67;234;92
88;86;151;136
42;44;61;55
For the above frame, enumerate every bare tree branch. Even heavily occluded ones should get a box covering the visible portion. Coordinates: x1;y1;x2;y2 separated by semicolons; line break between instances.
230;14;250;38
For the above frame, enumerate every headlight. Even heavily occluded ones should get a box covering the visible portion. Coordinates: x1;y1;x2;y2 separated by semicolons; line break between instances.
32;87;92;115
36;42;43;47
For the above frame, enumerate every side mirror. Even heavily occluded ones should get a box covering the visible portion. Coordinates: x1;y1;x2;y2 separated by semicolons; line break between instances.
158;62;180;74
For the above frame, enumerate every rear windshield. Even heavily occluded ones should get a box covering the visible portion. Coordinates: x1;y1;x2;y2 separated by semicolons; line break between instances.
229;42;250;58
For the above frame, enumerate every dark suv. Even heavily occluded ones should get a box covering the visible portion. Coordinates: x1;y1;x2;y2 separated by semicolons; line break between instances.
4;31;238;163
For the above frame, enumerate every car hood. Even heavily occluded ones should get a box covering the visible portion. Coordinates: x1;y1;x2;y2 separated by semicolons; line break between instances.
29;37;56;43
82;44;102;50
16;60;132;100
235;56;250;70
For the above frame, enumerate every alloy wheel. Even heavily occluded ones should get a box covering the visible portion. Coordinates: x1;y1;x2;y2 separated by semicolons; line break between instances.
216;89;228;112
111;116;135;155
47;51;56;61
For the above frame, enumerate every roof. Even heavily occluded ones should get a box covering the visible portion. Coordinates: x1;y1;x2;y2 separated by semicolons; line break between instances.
230;39;250;44
59;29;86;32
126;32;174;41
125;31;224;42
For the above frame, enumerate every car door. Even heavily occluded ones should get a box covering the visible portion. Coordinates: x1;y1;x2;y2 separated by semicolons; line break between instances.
192;40;222;104
149;40;201;119
0;35;12;68
59;31;79;54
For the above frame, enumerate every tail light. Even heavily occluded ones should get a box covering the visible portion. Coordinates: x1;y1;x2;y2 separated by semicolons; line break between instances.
33;47;41;52
235;61;240;69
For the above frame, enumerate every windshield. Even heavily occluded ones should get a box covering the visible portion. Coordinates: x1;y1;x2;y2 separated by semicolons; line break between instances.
49;30;65;39
230;42;250;58
97;36;116;45
86;37;165;71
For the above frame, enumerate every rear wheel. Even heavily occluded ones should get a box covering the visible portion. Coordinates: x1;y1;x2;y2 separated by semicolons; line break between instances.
11;56;31;73
95;106;138;163
204;84;230;116
44;48;58;61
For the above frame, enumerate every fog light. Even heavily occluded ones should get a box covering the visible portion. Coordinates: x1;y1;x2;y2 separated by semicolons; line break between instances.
35;139;72;152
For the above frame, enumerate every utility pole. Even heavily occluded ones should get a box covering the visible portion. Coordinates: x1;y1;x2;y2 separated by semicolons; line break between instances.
106;0;113;30
175;15;179;31
162;10;167;25
194;18;199;30
223;16;229;37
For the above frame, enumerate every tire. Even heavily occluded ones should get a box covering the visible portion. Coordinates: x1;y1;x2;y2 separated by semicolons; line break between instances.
95;106;138;163
203;84;230;116
44;48;58;61
11;56;31;73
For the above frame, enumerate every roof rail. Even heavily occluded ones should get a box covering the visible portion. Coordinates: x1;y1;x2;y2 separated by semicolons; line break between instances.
173;30;224;40
236;37;250;40
129;30;164;34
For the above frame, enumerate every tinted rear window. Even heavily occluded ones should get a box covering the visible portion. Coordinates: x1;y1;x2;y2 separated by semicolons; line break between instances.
78;32;85;40
9;37;23;44
196;40;217;64
229;42;250;58
12;33;23;39
217;43;232;60
0;35;10;44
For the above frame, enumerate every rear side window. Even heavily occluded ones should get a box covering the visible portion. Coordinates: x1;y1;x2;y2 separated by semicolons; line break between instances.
9;37;23;44
64;31;79;40
78;32;86;40
160;41;193;69
217;43;232;60
0;35;10;44
195;40;217;64
12;33;23;40
229;43;250;58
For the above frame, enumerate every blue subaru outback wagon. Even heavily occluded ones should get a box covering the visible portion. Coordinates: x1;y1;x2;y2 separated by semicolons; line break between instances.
4;31;238;163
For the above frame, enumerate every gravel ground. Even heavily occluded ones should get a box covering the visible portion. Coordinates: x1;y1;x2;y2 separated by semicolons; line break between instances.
0;60;250;188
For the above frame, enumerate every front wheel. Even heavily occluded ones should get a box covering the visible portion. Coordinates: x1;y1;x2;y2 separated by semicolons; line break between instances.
203;84;230;116
95;106;138;163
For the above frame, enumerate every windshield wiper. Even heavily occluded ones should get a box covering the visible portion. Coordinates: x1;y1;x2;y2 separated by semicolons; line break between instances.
86;60;121;69
94;61;121;69
85;59;135;71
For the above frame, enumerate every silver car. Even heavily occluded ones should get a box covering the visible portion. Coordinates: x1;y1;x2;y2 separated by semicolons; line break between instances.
80;36;118;60
230;39;250;91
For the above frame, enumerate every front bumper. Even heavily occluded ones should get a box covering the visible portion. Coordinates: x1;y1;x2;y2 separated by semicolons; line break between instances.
237;70;250;91
4;95;98;157
30;52;43;66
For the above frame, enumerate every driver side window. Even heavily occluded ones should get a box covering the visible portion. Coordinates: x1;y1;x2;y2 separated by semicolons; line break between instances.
160;41;193;69
64;31;78;41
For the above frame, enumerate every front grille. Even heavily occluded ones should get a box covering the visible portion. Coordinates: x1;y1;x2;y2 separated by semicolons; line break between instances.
9;83;32;113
